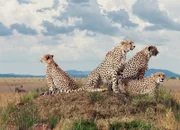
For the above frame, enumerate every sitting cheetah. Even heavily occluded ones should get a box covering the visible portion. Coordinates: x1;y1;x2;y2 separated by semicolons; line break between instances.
40;54;78;94
118;45;159;92
41;54;107;95
122;72;165;96
86;40;135;93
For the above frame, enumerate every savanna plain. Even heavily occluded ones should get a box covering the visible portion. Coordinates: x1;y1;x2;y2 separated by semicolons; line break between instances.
0;78;180;130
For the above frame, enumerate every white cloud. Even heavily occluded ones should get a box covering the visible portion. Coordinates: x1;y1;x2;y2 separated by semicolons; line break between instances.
0;0;180;75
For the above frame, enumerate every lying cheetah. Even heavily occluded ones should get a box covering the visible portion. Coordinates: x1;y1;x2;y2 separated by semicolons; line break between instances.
122;72;165;96
41;54;107;95
86;40;135;93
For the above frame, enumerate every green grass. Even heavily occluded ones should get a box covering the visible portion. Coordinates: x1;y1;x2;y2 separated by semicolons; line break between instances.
87;92;102;103
109;120;154;130
12;103;41;130
72;119;97;130
48;116;58;129
20;91;39;104
0;102;41;130
175;112;180;122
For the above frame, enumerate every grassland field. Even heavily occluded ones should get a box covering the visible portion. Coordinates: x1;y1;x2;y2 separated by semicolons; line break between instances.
0;78;180;129
0;78;180;93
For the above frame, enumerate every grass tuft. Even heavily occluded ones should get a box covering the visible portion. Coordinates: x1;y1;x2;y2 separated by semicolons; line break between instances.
87;92;102;103
20;91;39;104
48;116;58;129
109;120;153;130
12;103;41;130
72;119;97;130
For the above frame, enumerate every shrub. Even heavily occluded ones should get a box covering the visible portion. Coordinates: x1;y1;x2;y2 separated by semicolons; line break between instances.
72;119;97;130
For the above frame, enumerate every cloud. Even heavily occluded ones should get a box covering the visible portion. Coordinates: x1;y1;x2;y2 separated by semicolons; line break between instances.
42;21;74;35
43;0;119;35
107;9;138;28
10;23;37;35
17;0;31;4
68;0;89;4
132;0;180;31
37;0;60;12
0;22;12;36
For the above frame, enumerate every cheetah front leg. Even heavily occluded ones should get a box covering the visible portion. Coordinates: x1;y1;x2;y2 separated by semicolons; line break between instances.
41;76;56;96
112;70;119;93
138;66;148;80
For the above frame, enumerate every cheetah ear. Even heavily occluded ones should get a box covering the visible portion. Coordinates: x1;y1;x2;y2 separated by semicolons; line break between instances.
121;40;127;45
46;55;50;60
51;55;54;58
148;46;154;51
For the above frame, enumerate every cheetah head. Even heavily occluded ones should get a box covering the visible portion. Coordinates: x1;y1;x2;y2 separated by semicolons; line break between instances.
40;54;54;64
152;72;166;84
145;46;159;57
121;40;135;53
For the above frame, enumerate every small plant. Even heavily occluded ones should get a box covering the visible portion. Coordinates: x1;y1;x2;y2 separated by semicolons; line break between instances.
88;92;102;103
72;119;97;130
76;80;84;88
109;120;153;130
20;91;39;104
12;103;41;130
48;116;58;129
175;111;180;122
0;103;16;125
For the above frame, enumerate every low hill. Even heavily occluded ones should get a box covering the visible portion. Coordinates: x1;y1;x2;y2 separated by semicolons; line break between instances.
145;69;180;78
0;68;179;78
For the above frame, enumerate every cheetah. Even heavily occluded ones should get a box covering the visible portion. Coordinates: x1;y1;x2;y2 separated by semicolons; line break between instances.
86;40;135;93
118;45;159;92
122;72;165;96
40;54;78;95
41;54;107;95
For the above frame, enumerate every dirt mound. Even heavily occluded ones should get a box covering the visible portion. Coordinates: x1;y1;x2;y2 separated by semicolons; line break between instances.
36;91;168;121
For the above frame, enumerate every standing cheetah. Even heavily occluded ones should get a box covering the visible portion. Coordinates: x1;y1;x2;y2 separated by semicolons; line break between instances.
122;72;165;96
86;40;135;93
118;45;159;92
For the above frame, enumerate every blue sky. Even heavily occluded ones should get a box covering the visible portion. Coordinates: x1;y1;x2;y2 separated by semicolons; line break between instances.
0;0;179;75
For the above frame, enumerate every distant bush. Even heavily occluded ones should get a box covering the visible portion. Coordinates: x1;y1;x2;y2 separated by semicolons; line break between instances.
170;77;176;79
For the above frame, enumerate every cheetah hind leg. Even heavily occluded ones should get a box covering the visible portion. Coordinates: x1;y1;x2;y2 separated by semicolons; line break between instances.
107;82;113;91
118;79;127;94
40;87;56;96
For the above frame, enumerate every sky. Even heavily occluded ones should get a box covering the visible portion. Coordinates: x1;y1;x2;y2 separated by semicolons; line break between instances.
0;0;180;75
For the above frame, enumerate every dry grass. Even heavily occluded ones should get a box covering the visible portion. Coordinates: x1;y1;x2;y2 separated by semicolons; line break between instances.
0;93;22;109
0;78;46;92
0;78;180;130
